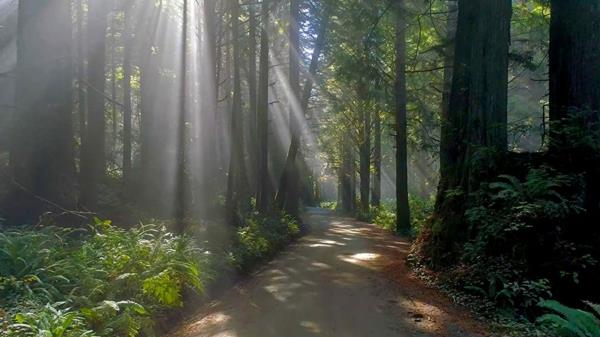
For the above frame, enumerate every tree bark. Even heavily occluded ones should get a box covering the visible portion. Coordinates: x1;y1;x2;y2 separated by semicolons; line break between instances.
274;0;301;218
81;0;110;209
256;0;271;213
430;0;511;263
549;0;600;125
548;0;600;226
247;1;258;188
340;131;355;214
371;110;381;207
200;0;220;209
76;0;87;161
122;1;134;186
225;0;249;225
8;0;75;223
358;83;371;216
109;21;118;161
395;0;410;234
175;0;189;233
438;0;458;184
139;0;164;214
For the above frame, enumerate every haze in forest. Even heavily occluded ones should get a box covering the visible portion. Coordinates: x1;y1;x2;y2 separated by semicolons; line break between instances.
0;0;599;336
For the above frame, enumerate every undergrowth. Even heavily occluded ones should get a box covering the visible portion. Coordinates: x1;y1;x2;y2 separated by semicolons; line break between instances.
410;112;600;336
229;212;300;272
0;219;210;337
371;195;434;237
0;211;299;337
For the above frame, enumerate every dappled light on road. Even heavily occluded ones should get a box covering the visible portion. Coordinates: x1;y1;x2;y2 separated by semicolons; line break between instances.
170;209;488;337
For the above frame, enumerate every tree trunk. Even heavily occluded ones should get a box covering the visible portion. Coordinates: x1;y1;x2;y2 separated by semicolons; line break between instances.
340;132;355;214
81;0;110;209
256;0;271;213
139;1;164;214
225;0;249;225
549;0;600;125
76;0;87;162
358;84;371;216
7;0;75;223
548;0;600;227
247;1;258;189
371;110;381;207
175;0;189;233
274;0;301;218
430;0;511;264
438;0;458;183
395;0;410;234
109;22;118;161
122;1;134;186
200;0;220;210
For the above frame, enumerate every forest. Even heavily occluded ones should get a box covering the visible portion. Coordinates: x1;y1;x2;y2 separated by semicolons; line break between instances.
0;0;599;336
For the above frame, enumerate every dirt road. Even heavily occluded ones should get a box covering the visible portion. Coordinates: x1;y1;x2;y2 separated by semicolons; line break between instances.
170;208;489;337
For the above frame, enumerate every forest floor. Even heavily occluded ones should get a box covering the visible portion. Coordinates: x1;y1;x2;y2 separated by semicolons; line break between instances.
169;208;490;337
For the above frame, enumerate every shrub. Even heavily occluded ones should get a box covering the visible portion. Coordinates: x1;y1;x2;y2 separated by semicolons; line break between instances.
372;196;434;236
319;201;337;210
230;213;300;272
0;220;211;337
457;166;595;311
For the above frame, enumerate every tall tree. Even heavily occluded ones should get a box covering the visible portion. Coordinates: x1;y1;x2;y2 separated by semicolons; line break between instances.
225;0;249;225
431;0;511;262
256;0;271;213
81;0;110;209
274;0;301;218
394;0;410;234
175;0;189;232
109;19;118;159
76;0;87;156
358;81;371;215
122;0;134;185
200;0;220;208
371;110;381;207
247;1;258;186
438;0;458;183
548;0;600;222
549;0;600;125
340;131;355;214
8;0;75;223
139;0;166;214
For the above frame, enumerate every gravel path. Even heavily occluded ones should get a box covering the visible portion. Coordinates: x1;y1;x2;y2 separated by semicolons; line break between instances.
170;208;489;337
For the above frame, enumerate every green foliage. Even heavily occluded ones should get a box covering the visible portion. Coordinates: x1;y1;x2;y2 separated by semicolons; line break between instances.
456;166;594;311
372;204;395;231
372;196;434;236
538;300;600;337
230;213;300;272
0;220;210;337
319;201;337;211
7;303;96;337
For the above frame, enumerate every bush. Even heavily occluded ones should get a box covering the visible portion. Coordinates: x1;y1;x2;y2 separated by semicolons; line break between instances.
230;213;300;272
0;220;211;337
372;196;434;236
319;201;337;210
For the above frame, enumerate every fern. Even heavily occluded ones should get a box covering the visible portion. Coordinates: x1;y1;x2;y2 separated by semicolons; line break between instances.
538;300;600;337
